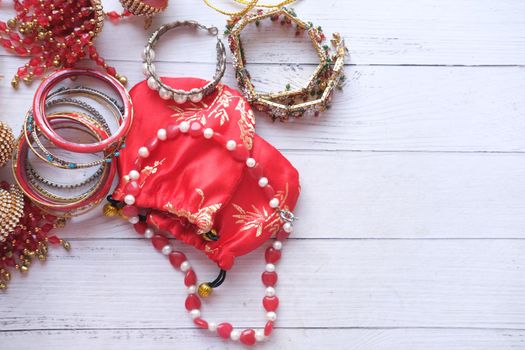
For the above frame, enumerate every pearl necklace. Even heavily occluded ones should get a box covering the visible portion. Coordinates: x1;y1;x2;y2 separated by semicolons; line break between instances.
121;120;295;345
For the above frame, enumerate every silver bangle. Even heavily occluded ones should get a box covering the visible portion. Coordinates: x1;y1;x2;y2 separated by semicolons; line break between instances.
143;20;226;104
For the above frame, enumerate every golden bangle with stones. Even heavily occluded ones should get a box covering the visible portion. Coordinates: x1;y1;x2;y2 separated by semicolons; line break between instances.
228;7;347;121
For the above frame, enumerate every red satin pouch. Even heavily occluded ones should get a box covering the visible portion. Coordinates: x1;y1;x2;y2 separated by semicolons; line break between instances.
114;78;300;269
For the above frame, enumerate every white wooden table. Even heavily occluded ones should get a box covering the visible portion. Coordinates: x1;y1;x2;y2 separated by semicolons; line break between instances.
1;1;525;349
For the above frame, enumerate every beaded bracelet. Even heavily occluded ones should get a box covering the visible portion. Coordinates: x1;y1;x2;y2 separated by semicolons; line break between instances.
119;119;296;345
227;7;347;121
32;69;133;154
143;21;227;103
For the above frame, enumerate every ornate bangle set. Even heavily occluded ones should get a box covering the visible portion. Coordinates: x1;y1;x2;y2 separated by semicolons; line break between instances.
143;21;226;103
12;69;133;217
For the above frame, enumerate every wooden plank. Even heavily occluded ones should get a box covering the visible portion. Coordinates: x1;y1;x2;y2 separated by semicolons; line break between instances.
1;239;524;330
1;328;524;350
1;150;522;240
2;58;525;153
2;0;522;65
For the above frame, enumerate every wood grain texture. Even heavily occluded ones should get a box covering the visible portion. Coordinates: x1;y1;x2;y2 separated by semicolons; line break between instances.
0;0;524;349
1;239;525;330
2;329;525;350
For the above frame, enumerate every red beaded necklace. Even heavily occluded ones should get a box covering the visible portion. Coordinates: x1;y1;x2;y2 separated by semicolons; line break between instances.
0;0;126;88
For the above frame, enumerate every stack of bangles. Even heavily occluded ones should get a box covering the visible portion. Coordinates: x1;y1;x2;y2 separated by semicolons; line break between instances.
12;69;133;217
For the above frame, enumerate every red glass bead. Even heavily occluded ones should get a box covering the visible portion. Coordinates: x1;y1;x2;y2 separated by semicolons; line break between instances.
41;223;53;233
240;329;256;346
125;181;141;196
169;251;187;268
217;323;233;339
107;66;117;77
264;185;275;200
107;11;120;20
151;234;169;250
231;146;249;161
189;122;202;137
166;123;179;139
194;318;208;329
15;46;27;55
184;269;197;286
133;222;147;235
48;236;61;245
262;271;278;286
185;294;201;310
146;137;159;152
264;321;274;336
248;164;263;179
123;205;139;217
265;247;281;263
276;230;291;241
263;296;279;311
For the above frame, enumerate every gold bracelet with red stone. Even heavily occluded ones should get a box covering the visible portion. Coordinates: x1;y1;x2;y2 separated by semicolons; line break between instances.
118;120;295;345
0;0;127;88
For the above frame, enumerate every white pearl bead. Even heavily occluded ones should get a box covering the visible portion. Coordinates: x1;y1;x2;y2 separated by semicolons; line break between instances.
144;228;154;239
129;170;140;180
128;216;139;224
269;198;280;208
203;128;214;139
190;92;203;103
255;330;265;342
124;194;135;205
142;48;155;61
189;309;201;319
147;76;159;90
246;158;256;168
230;330;240;341
161;245;172;255
208;322;218;332
138;146;150;158
265;263;276;272
180;261;191;272
273;241;283;251
265;287;276;297
258;177;268;187
187;285;197;294
142;63;150;76
266;312;277;322
159;87;172;100
179;121;190;133
283;222;293;233
173;94;187;104
226;140;237;151
157;128;167;140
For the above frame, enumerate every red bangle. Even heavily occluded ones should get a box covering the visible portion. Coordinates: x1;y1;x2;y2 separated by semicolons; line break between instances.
32;69;133;154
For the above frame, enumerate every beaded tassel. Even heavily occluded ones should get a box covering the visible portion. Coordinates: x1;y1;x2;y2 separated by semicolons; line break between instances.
0;181;69;290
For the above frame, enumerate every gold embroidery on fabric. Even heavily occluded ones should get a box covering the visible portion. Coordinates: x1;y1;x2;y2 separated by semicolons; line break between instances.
235;98;255;150
233;183;291;237
164;188;222;235
139;158;167;187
